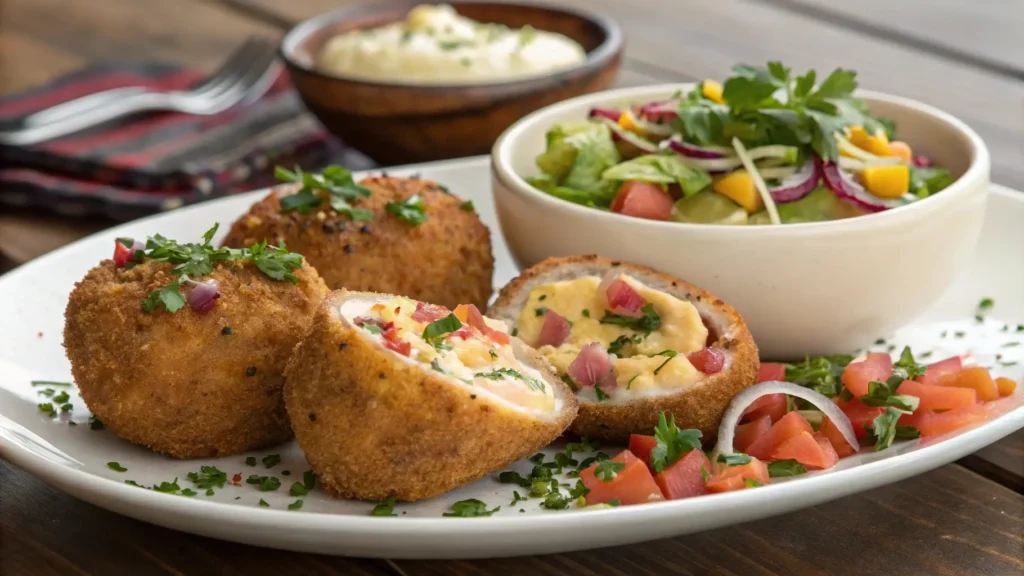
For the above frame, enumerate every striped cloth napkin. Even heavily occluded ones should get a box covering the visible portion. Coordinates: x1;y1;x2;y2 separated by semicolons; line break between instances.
0;63;371;220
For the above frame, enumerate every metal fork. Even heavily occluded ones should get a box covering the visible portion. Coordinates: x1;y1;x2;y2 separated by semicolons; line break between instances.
0;38;281;147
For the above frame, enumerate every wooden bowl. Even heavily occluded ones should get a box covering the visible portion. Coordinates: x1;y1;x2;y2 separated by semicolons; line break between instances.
279;1;623;165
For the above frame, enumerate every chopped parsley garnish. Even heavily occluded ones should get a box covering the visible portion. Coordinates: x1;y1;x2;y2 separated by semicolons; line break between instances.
767;460;807;477
37;403;56;417
107;462;127;472
626;374;639;390
289;482;308;497
38;388;55;398
246;475;281;491
561;374;578;392
187;466;227;489
784;354;853;398
869;407;904;451
653;350;679;375
52;391;69;404
529;452;546;464
650;411;703;472
717;453;752;467
142;281;187;313
288;499;304;511
460;200;475;211
1004;341;1021;348
860;379;919;412
275;165;373;219
422;313;462;349
176;489;196;497
700;465;710;483
896;425;921;440
245;456;257;467
385;194;428;226
205;489;215;496
540;480;590;510
566;437;600;454
60;403;73;413
600;304;661;334
594;385;610;401
534;307;548;317
443;499;500;517
89;416;104;430
258;499;270;508
362;323;384;335
978;297;994;310
489;350;498;360
593;460;625;482
261;454;281;469
152;478;181;494
221;326;232;335
30;380;72;387
475;367;546;393
371;496;398;516
607;334;641;357
581;309;590;318
743;478;763;488
892;346;926;380
303;470;317;491
510;491;527;506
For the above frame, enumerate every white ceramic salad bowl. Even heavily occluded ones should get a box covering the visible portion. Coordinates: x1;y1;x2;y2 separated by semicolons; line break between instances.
491;84;991;360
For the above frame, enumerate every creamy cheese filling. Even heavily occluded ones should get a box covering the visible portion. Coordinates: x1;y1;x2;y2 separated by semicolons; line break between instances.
515;274;710;399
340;295;556;413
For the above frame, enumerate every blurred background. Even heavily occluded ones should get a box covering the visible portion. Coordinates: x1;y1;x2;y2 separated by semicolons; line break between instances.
1;0;1021;272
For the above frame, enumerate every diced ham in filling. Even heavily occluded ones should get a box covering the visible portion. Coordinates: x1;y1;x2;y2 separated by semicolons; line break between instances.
354;317;394;332
568;343;617;389
537;310;571;347
600;272;647;318
687;347;725;374
411;301;449;323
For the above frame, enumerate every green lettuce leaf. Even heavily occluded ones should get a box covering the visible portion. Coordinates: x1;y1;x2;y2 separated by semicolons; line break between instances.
600;154;712;197
535;123;620;191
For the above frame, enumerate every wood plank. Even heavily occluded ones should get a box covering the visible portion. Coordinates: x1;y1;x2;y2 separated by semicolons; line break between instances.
228;0;1024;191
392;466;1024;576
0;459;392;576
4;0;281;71
0;31;87;94
766;0;1024;76
959;429;1024;493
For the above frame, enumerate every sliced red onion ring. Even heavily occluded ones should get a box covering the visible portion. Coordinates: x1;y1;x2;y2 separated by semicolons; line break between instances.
639;99;680;119
713;381;858;462
912;155;933;168
821;161;903;213
768;157;821;203
588;107;622;122
187;279;220;314
592;117;659;154
664;135;731;159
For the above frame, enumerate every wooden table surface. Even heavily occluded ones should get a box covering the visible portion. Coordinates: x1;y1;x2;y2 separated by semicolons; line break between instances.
1;1;1022;574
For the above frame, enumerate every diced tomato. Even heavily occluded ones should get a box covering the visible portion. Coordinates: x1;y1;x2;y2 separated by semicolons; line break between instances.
835;398;886;439
741;393;787;424
936;366;1000;401
687;347;725;374
705;457;770;493
996;377;1017;397
745;412;813;460
983;393;1024;418
757;362;786;384
820;415;858;457
580;450;664;506
769;431;839;470
916;356;963;386
628;434;658;471
655;449;712;500
842;353;893;397
112;241;133;268
734;415;771;453
896;379;977;412
610;181;674;221
382;327;411;356
903;393;1023;438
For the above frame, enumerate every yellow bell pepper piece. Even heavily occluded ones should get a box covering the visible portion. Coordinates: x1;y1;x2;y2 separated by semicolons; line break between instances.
617;111;651;139
713;170;763;213
885;141;913;163
702;80;724;104
859;164;909;199
848;125;892;156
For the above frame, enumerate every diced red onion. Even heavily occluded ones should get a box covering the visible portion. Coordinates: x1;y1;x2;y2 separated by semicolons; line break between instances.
187;279;220;314
130;239;145;256
768;157;821;203
713;381;858;463
588;107;622;122
591;117;659;154
537;310;571;347
821;161;903;213
567;343;617;389
687;347;725;374
411;301;449;323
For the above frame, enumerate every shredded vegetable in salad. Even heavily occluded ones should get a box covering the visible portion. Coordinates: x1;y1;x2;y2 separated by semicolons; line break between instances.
526;62;955;225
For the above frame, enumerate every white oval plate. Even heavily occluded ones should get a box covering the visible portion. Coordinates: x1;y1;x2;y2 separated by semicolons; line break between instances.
0;157;1021;559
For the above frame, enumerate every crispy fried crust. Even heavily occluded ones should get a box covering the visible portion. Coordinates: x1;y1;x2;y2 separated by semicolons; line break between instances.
283;290;578;502
63;259;329;459
221;176;494;309
488;255;759;444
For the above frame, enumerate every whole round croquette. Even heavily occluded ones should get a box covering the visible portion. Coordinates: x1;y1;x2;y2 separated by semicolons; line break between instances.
221;175;494;310
63;258;329;459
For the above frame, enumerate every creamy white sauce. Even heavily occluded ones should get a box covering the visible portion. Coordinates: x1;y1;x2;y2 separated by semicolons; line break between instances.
317;4;587;84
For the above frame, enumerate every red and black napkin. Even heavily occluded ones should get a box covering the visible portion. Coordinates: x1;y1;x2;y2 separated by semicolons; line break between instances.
0;63;370;220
